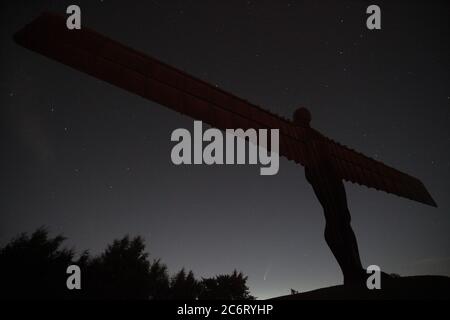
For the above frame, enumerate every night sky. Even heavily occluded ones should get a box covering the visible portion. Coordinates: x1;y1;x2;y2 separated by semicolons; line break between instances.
1;0;449;299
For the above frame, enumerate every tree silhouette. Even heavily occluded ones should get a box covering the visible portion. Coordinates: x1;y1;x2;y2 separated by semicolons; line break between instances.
148;258;170;299
170;268;201;299
84;235;152;299
1;229;254;300
0;227;76;299
199;270;255;300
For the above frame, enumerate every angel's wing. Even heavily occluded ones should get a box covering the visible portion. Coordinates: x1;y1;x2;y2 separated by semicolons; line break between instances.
14;12;437;207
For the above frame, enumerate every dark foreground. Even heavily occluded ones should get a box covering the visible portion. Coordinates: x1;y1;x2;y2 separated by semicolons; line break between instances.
270;276;450;300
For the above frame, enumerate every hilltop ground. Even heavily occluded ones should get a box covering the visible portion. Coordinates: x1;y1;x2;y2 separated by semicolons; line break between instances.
270;276;450;300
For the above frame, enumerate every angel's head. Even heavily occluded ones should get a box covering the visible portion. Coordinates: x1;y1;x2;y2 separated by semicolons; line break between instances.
293;107;311;127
